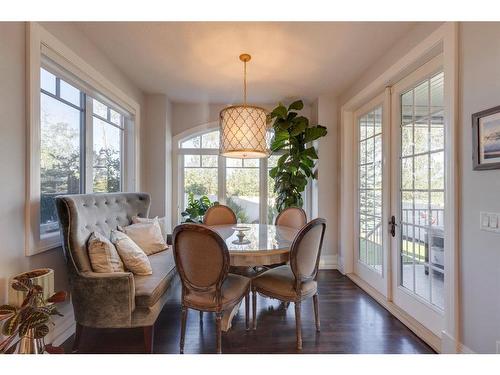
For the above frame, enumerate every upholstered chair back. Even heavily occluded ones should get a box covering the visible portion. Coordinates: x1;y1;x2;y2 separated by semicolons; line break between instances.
275;207;307;229
173;224;229;292
203;205;237;226
290;218;326;281
55;193;151;274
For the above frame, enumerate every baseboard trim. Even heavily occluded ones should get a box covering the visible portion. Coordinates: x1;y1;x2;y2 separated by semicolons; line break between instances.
319;254;338;270
441;330;476;354
47;304;75;347
347;273;442;353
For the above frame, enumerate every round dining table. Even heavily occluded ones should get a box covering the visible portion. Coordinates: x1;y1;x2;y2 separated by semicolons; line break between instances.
208;223;299;332
209;223;299;267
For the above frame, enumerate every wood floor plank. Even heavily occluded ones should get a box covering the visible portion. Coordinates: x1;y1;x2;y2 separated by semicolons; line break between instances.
62;270;435;354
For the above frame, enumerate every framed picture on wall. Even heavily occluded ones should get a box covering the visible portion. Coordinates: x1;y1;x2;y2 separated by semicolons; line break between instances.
472;105;500;170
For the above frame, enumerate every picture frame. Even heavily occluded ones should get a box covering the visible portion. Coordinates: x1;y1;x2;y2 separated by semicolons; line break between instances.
472;105;500;170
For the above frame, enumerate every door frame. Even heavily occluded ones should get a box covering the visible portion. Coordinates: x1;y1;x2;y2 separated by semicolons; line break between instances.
339;23;459;353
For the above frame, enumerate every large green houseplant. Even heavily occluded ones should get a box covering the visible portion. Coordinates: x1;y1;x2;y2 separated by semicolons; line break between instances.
268;100;327;212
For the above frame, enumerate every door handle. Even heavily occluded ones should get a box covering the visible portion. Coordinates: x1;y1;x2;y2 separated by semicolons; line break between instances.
389;215;397;237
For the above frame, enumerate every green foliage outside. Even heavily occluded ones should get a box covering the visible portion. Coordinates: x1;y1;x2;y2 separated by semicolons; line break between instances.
181;193;218;223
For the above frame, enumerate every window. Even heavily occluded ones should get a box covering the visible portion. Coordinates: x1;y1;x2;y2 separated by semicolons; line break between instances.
175;128;296;224
39;66;129;241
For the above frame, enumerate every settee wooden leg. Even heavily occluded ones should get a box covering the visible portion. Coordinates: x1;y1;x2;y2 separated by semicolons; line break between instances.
180;307;188;354
72;323;84;353
144;325;154;354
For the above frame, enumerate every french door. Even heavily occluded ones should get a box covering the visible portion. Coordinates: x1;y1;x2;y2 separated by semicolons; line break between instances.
390;56;445;335
354;92;390;297
354;55;445;335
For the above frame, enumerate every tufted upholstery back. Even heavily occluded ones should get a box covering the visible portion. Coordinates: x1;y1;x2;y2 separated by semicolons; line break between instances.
55;193;151;273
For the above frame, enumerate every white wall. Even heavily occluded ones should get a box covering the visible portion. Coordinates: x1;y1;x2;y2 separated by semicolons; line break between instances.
459;22;500;354
314;95;339;268
142;94;173;230
0;22;144;343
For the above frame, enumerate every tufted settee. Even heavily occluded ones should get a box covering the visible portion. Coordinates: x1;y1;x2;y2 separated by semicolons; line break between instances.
55;192;178;353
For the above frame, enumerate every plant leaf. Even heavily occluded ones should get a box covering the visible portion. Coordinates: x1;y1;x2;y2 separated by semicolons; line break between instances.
302;146;319;159
288;100;304;111
2;313;20;336
47;291;67;304
270;104;287;120
304;126;328;143
0;305;16;317
34;324;50;339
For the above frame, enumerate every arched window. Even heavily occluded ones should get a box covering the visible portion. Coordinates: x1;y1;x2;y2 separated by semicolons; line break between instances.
173;125;287;224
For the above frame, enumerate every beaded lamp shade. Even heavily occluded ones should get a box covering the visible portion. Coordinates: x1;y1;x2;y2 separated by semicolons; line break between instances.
219;54;269;159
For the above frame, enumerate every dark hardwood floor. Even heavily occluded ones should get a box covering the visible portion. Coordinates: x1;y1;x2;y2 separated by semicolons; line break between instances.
62;270;434;354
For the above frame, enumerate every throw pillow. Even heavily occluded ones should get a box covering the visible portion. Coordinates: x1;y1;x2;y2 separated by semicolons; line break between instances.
111;230;152;275
132;216;168;242
87;232;124;273
120;218;167;255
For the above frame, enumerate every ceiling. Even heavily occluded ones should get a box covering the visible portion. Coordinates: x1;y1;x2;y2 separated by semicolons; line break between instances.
76;22;417;104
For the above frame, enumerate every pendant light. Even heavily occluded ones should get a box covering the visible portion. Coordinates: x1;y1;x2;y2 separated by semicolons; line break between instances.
219;54;269;159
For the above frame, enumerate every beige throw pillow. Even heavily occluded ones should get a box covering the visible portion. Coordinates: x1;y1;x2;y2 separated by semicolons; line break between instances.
132;216;168;242
120;218;167;255
111;230;152;275
87;232;124;273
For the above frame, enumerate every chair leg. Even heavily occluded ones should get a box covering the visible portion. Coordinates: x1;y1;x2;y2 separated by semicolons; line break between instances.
294;301;302;350
245;293;250;331
252;288;257;330
199;311;203;324
143;325;154;353
180;306;188;354
215;312;223;354
72;322;84;353
313;293;320;332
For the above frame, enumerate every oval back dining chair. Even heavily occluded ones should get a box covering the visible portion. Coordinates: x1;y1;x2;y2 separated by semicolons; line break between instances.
251;218;326;350
275;207;307;229
173;223;251;354
203;204;237;226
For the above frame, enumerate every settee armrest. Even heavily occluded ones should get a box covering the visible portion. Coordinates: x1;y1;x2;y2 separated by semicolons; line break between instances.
71;271;135;328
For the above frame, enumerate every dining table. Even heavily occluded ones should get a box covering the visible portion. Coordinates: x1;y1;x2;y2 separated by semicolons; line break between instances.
209;223;299;331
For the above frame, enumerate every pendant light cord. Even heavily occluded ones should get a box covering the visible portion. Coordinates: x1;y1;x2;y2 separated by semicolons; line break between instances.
243;59;247;106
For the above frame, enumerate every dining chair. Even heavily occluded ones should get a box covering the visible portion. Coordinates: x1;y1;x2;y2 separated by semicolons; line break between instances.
203;204;237;226
275;207;307;229
251;218;326;350
172;223;251;354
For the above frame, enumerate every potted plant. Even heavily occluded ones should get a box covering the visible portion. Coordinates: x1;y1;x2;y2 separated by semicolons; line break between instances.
268;100;327;212
0;272;67;354
181;192;218;223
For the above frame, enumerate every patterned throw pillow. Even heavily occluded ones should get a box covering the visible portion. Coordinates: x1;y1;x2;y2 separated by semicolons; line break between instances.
87;232;124;273
111;230;152;275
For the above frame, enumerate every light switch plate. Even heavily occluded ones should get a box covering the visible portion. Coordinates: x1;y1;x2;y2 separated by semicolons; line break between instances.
480;212;500;233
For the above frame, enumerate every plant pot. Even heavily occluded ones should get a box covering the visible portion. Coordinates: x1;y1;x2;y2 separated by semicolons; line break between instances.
8;268;54;308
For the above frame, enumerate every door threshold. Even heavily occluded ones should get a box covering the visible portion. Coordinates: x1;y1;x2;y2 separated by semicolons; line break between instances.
347;273;441;353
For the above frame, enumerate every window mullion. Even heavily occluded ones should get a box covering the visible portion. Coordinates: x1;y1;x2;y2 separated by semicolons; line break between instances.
84;95;94;193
